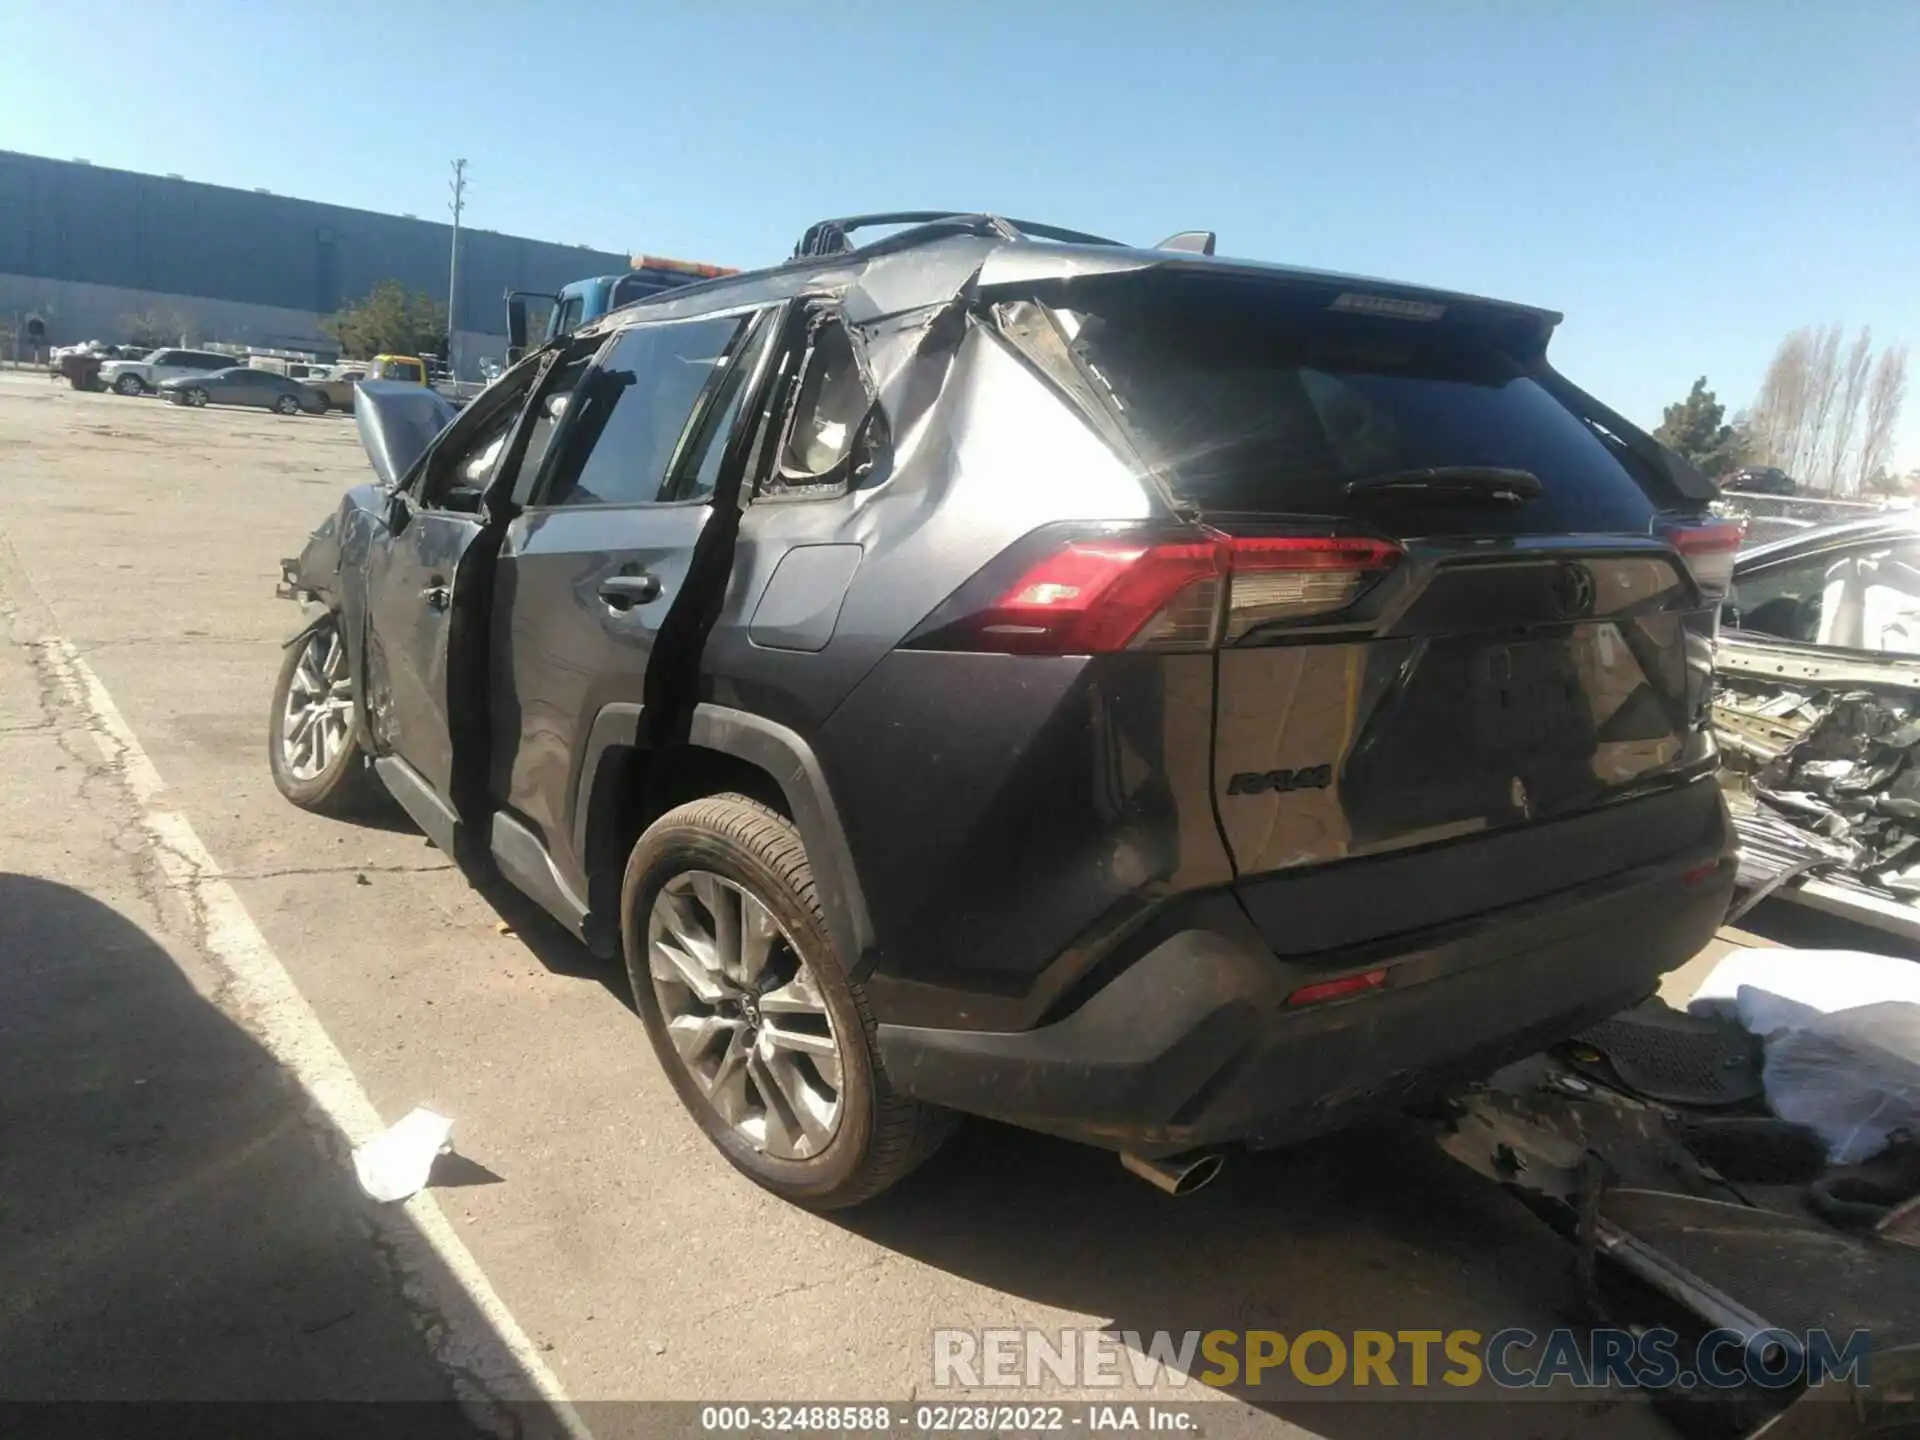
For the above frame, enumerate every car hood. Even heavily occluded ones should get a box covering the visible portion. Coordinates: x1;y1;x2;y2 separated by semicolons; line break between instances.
354;381;460;487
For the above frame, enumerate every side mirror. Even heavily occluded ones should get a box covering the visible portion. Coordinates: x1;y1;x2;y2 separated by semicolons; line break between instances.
386;486;414;533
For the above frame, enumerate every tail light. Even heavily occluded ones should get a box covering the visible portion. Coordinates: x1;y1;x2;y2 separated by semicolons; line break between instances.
1286;968;1388;1007
1660;517;1743;600
905;526;1402;655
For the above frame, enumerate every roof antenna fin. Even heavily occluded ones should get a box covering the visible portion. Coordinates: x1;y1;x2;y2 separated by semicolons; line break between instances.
1156;230;1216;255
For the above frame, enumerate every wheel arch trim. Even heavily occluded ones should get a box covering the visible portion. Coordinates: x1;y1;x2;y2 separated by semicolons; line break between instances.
573;701;876;976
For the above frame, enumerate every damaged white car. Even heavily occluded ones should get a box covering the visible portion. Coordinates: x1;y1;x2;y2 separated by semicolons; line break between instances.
1716;513;1920;930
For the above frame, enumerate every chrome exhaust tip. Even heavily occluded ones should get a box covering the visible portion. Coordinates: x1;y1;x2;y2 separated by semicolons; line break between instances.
1120;1149;1225;1197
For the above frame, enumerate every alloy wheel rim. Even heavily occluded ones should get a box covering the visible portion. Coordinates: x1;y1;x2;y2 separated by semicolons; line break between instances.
281;624;354;780
647;870;844;1160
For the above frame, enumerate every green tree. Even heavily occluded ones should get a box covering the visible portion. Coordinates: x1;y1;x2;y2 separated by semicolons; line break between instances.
1653;376;1750;479
321;280;446;361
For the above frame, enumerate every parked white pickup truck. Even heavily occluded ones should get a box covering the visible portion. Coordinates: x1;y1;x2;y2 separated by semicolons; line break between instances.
99;347;243;396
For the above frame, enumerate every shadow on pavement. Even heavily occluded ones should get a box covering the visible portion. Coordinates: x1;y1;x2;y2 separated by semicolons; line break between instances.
469;868;636;1010
0;872;566;1435
837;1118;1669;1440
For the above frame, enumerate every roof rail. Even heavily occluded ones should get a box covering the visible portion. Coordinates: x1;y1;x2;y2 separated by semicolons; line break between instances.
791;211;1123;260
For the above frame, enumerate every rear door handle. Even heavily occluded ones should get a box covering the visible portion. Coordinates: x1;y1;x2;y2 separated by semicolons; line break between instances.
598;573;662;610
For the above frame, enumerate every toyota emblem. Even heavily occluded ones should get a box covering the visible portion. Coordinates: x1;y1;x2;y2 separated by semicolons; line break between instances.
1554;563;1596;617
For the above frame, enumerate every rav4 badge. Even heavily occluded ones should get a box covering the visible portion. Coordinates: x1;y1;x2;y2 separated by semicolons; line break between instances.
1226;765;1334;796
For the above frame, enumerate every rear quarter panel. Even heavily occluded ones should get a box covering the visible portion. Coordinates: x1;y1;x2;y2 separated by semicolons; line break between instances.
701;325;1233;1025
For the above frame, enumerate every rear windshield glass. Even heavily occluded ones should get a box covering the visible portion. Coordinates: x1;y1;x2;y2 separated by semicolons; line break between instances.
1024;278;1659;536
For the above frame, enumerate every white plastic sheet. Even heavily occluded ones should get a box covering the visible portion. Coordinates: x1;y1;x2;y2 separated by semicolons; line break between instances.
1690;949;1920;1164
351;1107;455;1203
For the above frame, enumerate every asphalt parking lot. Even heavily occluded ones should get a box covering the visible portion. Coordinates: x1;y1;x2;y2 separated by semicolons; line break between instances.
0;370;1790;1436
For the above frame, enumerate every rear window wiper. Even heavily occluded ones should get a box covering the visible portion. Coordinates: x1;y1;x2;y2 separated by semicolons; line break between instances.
1343;466;1543;507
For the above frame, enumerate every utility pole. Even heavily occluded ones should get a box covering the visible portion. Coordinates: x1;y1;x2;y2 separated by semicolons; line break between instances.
446;158;467;378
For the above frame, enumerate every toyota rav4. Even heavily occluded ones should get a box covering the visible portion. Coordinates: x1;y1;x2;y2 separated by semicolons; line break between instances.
270;211;1737;1208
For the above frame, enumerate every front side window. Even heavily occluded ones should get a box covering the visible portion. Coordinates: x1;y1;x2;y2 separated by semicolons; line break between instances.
504;355;592;506
420;406;518;512
537;315;745;508
1727;541;1920;653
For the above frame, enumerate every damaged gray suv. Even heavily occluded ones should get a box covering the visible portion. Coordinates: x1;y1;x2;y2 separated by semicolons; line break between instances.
271;211;1739;1208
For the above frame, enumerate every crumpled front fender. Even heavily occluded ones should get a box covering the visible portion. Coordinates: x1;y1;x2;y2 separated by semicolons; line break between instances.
280;483;388;609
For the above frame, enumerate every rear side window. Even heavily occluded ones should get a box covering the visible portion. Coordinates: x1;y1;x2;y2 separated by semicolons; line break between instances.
1019;278;1660;536
537;315;744;508
779;322;864;479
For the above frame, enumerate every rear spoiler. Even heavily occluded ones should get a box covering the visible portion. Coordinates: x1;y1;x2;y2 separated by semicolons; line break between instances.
1536;367;1718;505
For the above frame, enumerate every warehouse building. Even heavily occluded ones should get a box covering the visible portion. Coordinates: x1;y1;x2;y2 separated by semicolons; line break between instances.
0;149;631;376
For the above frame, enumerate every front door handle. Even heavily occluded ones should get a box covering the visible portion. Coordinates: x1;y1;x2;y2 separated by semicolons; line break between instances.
421;581;450;611
599;573;662;610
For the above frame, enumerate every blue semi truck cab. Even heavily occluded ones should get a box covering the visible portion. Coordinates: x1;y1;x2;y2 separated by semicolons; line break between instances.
505;254;736;362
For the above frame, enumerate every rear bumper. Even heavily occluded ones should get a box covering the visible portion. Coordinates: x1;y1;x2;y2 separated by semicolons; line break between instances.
875;849;1735;1156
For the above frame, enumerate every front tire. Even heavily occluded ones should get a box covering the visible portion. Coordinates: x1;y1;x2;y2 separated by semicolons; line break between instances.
185;386;209;407
273;394;300;415
622;795;952;1209
268;615;375;813
114;373;146;396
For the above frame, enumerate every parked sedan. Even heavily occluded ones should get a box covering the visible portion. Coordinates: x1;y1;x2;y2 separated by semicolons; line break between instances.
160;367;328;415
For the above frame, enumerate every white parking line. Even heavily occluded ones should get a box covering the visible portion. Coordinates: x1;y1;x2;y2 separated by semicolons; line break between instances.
40;635;593;1438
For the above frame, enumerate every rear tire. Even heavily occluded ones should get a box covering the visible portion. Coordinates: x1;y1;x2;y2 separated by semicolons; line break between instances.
273;393;300;415
621;794;953;1209
268;614;376;814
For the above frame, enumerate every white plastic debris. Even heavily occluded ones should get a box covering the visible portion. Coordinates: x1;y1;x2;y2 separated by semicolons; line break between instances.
1689;947;1920;1026
1690;949;1920;1164
352;1107;455;1203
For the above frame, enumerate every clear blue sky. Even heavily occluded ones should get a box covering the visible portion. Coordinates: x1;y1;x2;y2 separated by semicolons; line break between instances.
7;0;1918;463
